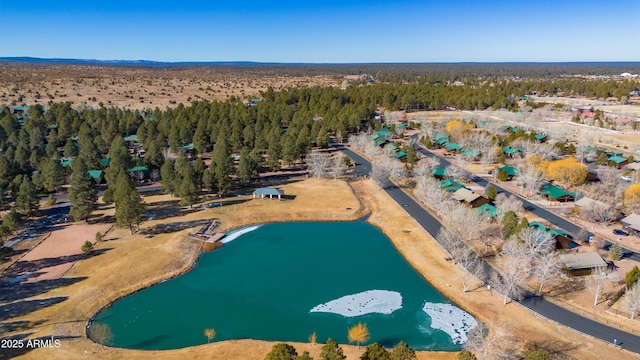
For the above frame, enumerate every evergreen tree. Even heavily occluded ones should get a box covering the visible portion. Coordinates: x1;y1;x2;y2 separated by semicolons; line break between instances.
319;339;346;360
516;217;530;235
212;134;232;195
193;157;206;190
609;243;623;261
420;136;433;149
2;207;23;231
264;343;298;360
178;163;199;207
625;266;640;288
114;171;145;235
316;126;329;148
42;158;65;193
498;169;509;181
161;160;177;195
360;343;390;360
15;177;39;216
486;185;497;201
68;157;98;221
406;146;417;166
389;341;417;360
81;240;93;255
501;210;518;240
238;146;259;183
64;138;78;158
106;136;133;184
596;152;608;165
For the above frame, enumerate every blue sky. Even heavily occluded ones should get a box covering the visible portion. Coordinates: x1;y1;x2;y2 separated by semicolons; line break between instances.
2;0;639;63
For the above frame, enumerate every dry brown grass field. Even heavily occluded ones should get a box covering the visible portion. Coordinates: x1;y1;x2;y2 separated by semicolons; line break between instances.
0;64;344;110
2;178;633;359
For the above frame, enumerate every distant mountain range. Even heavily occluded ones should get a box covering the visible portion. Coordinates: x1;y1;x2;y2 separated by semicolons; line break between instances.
1;57;640;67
0;57;284;66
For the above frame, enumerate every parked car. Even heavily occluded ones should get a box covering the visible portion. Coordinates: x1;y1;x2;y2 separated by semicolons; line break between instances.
613;229;629;236
622;176;632;182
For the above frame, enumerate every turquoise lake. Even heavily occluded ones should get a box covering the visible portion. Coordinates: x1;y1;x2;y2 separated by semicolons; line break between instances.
92;222;475;350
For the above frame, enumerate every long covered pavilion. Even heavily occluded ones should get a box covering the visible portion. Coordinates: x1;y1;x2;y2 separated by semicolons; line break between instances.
252;188;284;200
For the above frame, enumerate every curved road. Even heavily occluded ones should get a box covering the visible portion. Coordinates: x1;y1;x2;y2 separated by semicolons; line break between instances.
335;143;640;353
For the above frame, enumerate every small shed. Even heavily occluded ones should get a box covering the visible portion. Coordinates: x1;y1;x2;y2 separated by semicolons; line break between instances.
252;188;284;200
558;252;607;276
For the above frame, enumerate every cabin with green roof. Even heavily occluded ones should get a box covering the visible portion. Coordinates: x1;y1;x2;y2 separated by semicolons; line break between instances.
502;146;525;158
541;184;576;202
87;170;104;185
394;151;407;160
476;203;498;219
534;133;547;142
431;167;446;179
444;142;462;152
460;148;481;160
608;155;628;169
529;221;575;249
440;179;464;192
498;165;519;179
123;134;139;143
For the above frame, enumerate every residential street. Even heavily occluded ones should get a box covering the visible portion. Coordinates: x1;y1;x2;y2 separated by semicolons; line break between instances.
335;142;640;353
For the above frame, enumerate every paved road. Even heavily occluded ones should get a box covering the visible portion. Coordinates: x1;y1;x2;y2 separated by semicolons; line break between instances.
335;143;640;353
411;143;640;262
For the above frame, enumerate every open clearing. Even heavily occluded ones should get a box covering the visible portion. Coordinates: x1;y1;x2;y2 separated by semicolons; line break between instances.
0;178;632;359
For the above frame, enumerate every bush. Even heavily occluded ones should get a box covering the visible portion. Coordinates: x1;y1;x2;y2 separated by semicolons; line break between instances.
525;349;550;360
609;243;623;261
81;241;93;255
457;350;477;360
264;343;298;360
626;266;640;288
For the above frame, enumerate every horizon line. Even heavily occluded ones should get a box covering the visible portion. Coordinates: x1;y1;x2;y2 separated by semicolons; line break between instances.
2;56;640;66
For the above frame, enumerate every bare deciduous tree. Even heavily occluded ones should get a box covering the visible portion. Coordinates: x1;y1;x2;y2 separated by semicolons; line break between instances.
495;193;524;215
329;155;347;180
370;163;390;189
624;282;640;319
585;266;610;306
518;227;555;258
446;165;468;182
348;133;370;151
90;323;113;349
438;228;486;292
307;151;331;179
517;165;546;197
492;255;526;305
534;255;562;295
581;203;619;225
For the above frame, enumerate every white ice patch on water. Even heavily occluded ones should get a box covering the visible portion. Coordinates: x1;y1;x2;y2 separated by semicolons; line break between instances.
421;302;477;344
310;290;402;317
220;225;261;244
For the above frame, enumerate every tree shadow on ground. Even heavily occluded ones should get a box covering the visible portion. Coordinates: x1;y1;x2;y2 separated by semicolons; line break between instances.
0;277;87;303
0;296;67;321
0;319;47;334
0;249;110;281
548;278;585;297
0;334;80;360
141;219;210;235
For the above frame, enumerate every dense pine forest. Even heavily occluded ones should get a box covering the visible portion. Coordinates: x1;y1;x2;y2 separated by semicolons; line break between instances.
0;73;638;228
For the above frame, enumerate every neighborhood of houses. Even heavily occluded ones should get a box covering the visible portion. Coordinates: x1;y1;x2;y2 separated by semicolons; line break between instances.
364;111;640;310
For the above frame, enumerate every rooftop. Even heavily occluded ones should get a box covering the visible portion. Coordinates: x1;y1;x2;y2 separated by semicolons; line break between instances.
253;188;284;196
558;252;606;271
